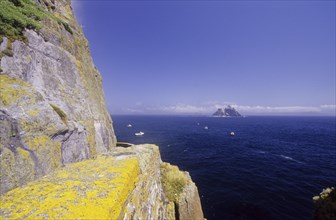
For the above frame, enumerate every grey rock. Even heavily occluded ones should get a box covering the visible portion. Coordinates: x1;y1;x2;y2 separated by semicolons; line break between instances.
0;0;115;193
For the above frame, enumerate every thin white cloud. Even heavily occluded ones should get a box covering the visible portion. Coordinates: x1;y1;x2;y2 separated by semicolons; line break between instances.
320;104;336;110
124;108;144;113
159;104;209;114
141;103;336;115
233;105;321;113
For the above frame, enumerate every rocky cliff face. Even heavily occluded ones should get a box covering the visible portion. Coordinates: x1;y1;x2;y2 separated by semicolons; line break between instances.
0;0;116;194
0;0;204;219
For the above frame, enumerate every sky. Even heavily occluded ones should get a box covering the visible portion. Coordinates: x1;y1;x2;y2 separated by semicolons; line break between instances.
71;0;335;115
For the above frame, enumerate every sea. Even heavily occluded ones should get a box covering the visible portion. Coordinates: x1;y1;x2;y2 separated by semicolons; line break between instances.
112;115;336;220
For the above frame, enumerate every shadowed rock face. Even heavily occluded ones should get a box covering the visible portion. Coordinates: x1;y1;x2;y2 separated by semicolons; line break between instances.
224;105;241;117
213;108;225;117
212;106;241;117
0;0;116;194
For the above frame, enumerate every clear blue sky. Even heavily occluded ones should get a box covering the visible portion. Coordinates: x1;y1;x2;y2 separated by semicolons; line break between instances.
72;0;335;115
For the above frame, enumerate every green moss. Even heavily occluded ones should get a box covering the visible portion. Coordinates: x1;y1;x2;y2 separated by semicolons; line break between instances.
2;49;14;57
0;0;46;42
160;162;188;202
7;39;12;49
60;20;73;35
49;103;68;125
0;0;73;43
1;39;14;57
116;142;133;148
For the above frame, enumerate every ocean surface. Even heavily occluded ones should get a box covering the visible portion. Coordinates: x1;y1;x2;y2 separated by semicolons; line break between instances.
112;115;336;220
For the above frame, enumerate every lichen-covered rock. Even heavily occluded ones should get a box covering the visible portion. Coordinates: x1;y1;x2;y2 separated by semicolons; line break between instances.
0;75;65;194
0;144;204;220
0;144;203;220
176;173;204;220
0;150;140;219
122;144;173;220
160;162;204;220
0;0;116;194
0;1;204;218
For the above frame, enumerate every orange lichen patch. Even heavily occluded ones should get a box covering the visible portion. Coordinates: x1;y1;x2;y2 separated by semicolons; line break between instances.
0;155;140;219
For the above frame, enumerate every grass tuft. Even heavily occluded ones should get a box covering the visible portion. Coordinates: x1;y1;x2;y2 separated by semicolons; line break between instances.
50;103;68;126
2;49;14;57
160;162;188;202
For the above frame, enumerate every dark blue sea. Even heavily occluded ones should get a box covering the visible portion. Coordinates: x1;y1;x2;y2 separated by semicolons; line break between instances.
112;115;336;220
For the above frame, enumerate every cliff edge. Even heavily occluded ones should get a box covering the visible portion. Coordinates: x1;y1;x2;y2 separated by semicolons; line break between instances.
0;0;116;194
0;0;204;219
0;144;204;220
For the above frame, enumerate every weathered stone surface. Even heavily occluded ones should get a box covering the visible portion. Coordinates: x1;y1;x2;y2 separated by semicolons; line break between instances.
176;172;204;220
122;144;173;220
0;144;204;220
0;1;204;218
0;0;116;194
0;150;140;219
0;75;65;194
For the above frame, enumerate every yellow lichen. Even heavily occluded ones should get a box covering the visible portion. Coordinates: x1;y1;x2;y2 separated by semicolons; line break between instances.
0;75;35;107
25;135;62;170
16;148;30;161
0;146;35;194
27;108;41;117
167;201;176;220
26;54;32;63
84;120;97;158
0;155;140;219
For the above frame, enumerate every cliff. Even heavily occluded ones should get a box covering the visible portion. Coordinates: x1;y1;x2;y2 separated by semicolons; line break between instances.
0;0;204;219
0;144;203;219
0;0;116;194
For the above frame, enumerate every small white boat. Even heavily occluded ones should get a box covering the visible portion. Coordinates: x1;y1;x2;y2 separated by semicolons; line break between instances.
204;126;208;130
135;131;144;136
230;132;235;136
127;124;132;127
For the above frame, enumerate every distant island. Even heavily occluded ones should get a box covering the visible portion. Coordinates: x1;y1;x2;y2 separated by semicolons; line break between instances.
212;105;241;117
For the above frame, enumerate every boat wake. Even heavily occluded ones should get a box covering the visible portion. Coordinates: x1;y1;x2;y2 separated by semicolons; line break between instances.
279;155;304;164
253;150;304;164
